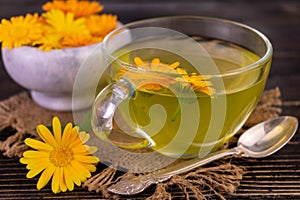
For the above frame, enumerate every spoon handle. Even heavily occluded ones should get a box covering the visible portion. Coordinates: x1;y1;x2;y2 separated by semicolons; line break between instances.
107;148;241;195
154;148;240;180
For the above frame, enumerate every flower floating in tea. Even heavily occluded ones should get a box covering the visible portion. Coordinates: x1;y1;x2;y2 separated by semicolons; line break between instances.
20;116;99;193
134;57;180;73
188;73;214;95
119;56;214;96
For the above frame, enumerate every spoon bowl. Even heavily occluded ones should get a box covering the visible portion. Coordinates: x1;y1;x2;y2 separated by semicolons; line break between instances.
238;116;298;158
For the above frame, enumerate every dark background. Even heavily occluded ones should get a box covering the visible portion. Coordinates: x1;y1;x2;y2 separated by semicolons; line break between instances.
0;0;300;199
0;0;300;103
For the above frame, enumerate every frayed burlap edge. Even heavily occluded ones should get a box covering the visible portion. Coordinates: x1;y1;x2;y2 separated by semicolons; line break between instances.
149;161;245;200
0;92;75;157
83;157;246;200
0;88;283;199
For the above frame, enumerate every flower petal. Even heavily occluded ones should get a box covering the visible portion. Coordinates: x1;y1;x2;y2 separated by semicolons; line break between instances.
71;144;90;154
19;157;32;164
78;131;90;144
66;127;82;148
85;145;98;154
73;155;99;164
25;138;53;151
170;61;180;69
27;168;44;179
61;123;73;145
26;160;50;178
151;58;160;64
71;144;97;155
52;117;62;145
26;158;50;170
63;166;74;191
80;163;97;172
23;150;49;158
70;160;91;179
59;167;67;192
134;57;144;66
37;163;56;190
36;125;57;146
51;167;60;193
67;165;81;186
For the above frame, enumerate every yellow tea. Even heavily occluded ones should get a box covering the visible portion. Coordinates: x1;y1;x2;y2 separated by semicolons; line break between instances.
107;37;270;157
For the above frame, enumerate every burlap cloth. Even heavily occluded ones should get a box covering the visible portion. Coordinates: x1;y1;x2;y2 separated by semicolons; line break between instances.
0;88;282;199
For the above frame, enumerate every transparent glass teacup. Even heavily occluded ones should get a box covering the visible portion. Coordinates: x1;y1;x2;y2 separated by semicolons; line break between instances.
91;16;272;158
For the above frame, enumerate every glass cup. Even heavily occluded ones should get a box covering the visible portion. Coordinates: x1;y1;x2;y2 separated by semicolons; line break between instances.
91;16;272;158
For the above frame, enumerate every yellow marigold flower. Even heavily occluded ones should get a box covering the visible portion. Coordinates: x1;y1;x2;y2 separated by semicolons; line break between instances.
176;67;188;75
0;13;42;49
43;0;65;12
134;57;178;74
131;57;214;95
34;33;63;52
43;0;103;18
86;14;117;37
43;9;89;37
123;71;176;91
20;116;99;193
62;34;102;48
130;57;178;91
188;73;214;95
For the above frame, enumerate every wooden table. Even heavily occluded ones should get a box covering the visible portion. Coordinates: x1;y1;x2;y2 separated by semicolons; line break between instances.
0;0;299;199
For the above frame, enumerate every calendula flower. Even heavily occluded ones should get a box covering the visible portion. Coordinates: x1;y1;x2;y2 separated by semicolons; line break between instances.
34;33;63;51
120;56;214;95
173;64;214;95
43;0;104;18
0;13;42;49
175;70;214;95
86;14;117;37
20;117;99;193
62;34;102;47
0;1;116;50
134;57;179;74
188;73;214;95
43;9;89;37
131;57;179;91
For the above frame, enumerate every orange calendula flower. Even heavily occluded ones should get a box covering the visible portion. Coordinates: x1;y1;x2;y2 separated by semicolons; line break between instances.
188;73;214;95
86;14;117;37
43;9;89;37
62;34;102;48
134;57;178;74
120;57;178;91
176;71;214;95
125;71;176;91
119;56;214;95
34;33;63;51
0;0;116;51
133;57;176;91
20;116;99;193
0;13;42;49
43;0;103;18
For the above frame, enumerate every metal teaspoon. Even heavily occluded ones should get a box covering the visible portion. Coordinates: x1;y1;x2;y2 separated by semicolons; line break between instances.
107;116;298;195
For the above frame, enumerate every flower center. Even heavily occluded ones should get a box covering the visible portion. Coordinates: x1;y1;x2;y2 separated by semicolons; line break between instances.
10;25;28;39
50;147;73;167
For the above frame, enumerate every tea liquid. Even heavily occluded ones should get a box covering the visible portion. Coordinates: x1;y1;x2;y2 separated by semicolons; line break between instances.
110;37;269;157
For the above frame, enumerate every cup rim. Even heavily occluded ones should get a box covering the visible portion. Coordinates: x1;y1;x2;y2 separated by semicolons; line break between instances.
102;15;273;77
